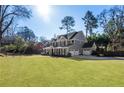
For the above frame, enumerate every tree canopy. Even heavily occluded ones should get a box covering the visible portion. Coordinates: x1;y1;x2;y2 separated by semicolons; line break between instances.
0;5;32;46
60;16;75;34
82;10;98;37
16;26;36;42
98;6;124;44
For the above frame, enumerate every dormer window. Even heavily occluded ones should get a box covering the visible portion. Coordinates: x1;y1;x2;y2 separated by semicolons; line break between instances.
56;42;58;46
121;42;124;46
63;41;66;46
54;42;56;46
72;40;74;44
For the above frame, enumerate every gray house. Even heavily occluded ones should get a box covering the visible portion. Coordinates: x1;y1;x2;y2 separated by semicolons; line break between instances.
43;31;86;56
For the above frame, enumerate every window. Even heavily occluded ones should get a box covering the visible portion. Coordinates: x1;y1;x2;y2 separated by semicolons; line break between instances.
52;42;54;46
54;42;56;47
63;41;66;46
58;42;60;46
60;41;62;46
72;40;74;44
121;42;124;46
56;42;58;46
68;41;70;44
75;49;78;51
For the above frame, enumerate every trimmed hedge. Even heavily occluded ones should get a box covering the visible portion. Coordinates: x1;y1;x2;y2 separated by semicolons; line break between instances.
51;53;71;57
95;51;124;57
103;51;124;57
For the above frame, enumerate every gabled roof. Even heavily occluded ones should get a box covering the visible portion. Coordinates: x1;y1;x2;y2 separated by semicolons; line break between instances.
82;42;95;48
35;42;44;45
69;32;78;39
56;31;82;40
51;38;57;42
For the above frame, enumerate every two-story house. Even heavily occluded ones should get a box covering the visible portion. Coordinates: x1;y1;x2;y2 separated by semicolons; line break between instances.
43;31;86;56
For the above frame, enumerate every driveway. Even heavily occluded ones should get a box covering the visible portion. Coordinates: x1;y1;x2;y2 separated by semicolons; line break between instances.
75;55;124;60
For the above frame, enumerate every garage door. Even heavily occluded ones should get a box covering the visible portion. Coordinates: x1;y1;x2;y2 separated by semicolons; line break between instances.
83;50;92;56
70;50;79;56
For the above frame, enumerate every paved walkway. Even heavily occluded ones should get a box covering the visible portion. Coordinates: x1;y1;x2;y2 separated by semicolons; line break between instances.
75;55;124;60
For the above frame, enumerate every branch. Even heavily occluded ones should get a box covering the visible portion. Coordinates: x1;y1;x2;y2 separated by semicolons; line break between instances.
2;17;14;33
3;12;17;19
2;5;9;17
0;12;16;23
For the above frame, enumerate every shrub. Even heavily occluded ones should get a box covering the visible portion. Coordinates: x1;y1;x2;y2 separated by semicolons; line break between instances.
98;51;124;57
92;51;97;55
18;43;28;53
50;53;71;57
67;53;72;57
24;46;34;54
4;44;17;52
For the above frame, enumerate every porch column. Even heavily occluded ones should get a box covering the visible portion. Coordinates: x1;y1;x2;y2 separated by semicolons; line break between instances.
55;49;57;55
66;48;69;55
62;49;64;55
53;48;55;55
60;48;62;55
56;49;58;55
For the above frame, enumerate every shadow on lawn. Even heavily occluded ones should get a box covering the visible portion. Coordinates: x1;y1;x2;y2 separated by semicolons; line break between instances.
1;54;124;61
64;56;124;61
66;57;86;61
43;55;124;61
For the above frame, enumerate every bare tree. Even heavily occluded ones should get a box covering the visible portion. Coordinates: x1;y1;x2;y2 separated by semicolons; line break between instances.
98;6;124;51
0;5;32;46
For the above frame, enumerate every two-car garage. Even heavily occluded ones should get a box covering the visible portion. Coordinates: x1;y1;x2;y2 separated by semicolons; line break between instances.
69;50;79;56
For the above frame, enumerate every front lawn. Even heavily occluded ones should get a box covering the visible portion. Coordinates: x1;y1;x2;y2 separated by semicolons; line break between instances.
0;55;124;86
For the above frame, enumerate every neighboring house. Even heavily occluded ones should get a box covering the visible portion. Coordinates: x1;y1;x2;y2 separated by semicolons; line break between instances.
43;31;86;56
82;42;96;56
34;42;44;51
42;40;51;47
32;42;45;54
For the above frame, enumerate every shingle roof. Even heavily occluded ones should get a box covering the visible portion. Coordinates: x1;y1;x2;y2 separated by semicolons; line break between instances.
82;42;94;48
51;38;57;41
57;31;80;40
70;32;78;39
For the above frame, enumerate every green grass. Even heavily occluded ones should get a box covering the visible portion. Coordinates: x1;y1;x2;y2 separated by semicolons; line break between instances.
0;55;124;87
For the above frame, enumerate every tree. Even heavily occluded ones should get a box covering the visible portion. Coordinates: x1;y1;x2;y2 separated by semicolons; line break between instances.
39;36;46;42
98;6;124;51
0;5;32;46
82;10;98;38
16;26;36;42
14;36;28;53
87;33;98;43
60;16;75;35
87;33;110;51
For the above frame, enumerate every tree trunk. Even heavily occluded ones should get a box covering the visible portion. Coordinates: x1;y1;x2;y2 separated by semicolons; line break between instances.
89;28;92;36
0;33;2;53
105;45;107;52
0;21;2;47
86;29;88;38
0;6;3;49
0;36;1;47
66;25;69;46
0;20;2;49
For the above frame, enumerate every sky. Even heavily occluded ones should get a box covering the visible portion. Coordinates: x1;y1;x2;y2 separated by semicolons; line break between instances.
17;5;113;40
